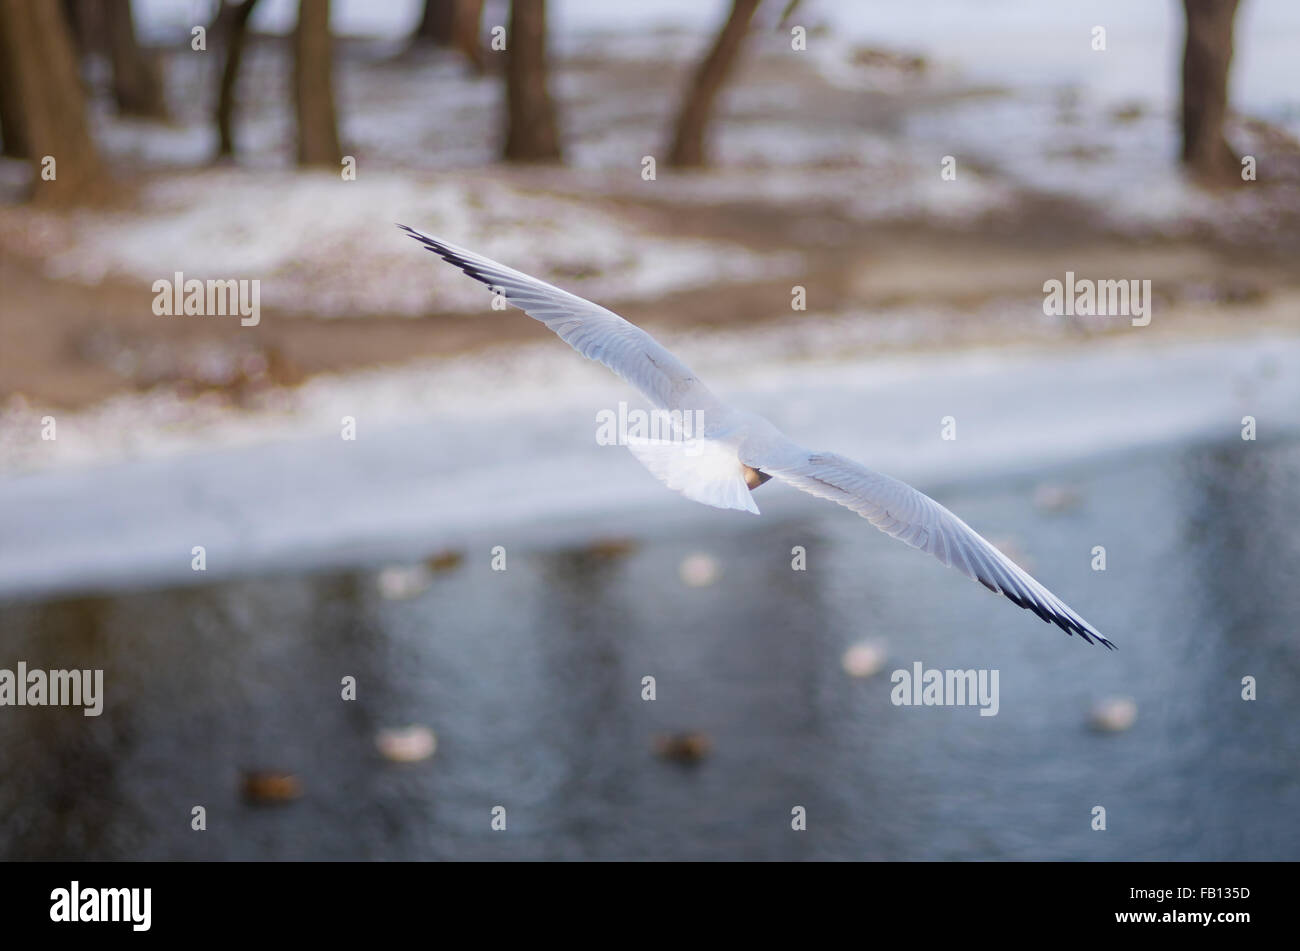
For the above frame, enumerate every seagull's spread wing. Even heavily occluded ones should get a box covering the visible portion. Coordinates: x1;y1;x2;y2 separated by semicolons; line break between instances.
404;229;1112;648
398;226;725;418
753;444;1113;648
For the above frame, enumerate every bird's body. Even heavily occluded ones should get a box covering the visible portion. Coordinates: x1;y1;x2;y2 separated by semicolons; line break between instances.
400;225;1114;649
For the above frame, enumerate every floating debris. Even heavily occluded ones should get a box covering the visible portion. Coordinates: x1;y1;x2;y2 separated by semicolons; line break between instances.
850;46;927;74
653;732;713;764
1111;102;1145;124
1090;697;1138;733
678;553;720;588
1033;484;1083;513
376;564;432;600
842;640;889;678
426;550;464;573
376;725;438;763
582;537;639;560
240;770;303;804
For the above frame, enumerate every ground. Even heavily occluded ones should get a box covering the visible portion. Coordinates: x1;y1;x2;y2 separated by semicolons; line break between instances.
1;27;1298;422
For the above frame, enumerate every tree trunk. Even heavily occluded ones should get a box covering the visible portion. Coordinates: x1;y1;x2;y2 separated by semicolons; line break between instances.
61;0;102;59
414;0;455;44
0;4;30;158
667;0;761;169
0;84;22;158
0;0;104;202
214;0;261;158
503;0;560;163
293;0;342;167
1181;0;1241;185
411;0;485;72
105;0;168;119
452;0;485;73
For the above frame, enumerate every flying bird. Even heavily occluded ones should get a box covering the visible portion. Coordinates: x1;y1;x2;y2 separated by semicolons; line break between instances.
400;225;1114;649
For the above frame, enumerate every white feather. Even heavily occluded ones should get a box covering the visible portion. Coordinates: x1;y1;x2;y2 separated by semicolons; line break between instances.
626;436;759;515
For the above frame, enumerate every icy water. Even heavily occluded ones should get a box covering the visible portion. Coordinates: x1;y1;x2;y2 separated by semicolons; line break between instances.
2;434;1297;861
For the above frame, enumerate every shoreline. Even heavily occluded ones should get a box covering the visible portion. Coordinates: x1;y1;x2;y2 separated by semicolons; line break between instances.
2;328;1294;601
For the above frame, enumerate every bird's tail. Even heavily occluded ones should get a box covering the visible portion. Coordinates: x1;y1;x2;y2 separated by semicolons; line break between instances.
626;436;760;515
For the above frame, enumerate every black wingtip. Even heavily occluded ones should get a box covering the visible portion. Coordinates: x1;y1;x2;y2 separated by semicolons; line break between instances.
1073;616;1117;650
396;224;453;259
398;226;502;297
1074;622;1117;651
1067;618;1117;650
397;223;437;248
397;223;439;251
398;224;454;262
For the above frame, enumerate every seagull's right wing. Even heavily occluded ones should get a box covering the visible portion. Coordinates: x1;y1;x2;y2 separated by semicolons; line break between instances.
399;226;726;418
755;445;1114;648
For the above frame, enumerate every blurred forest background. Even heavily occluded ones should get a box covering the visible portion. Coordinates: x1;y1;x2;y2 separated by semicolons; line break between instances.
0;0;1277;191
0;0;1297;433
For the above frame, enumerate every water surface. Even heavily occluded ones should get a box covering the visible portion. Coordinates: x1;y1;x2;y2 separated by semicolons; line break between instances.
3;435;1296;860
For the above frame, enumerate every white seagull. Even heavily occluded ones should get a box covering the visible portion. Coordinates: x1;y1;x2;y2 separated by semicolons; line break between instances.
401;226;1114;649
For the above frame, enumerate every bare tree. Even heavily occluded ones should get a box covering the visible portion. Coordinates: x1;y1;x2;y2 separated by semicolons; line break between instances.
293;0;342;167
62;0;168;119
0;0;104;202
0;4;29;158
1181;0;1241;184
503;0;560;163
213;0;261;158
667;0;761;168
414;0;455;44
411;0;485;72
105;0;168;118
62;0;98;55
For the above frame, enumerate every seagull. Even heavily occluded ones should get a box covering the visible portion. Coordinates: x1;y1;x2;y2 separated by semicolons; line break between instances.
400;225;1114;649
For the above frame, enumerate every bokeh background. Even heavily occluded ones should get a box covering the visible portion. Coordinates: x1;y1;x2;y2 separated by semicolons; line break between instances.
0;0;1297;860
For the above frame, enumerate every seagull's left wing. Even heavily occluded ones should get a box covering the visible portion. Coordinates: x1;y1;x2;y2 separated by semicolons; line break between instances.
399;226;726;419
754;445;1114;648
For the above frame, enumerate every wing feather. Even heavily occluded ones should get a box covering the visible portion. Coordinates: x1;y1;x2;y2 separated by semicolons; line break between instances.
403;230;1113;648
759;448;1114;648
398;226;724;420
